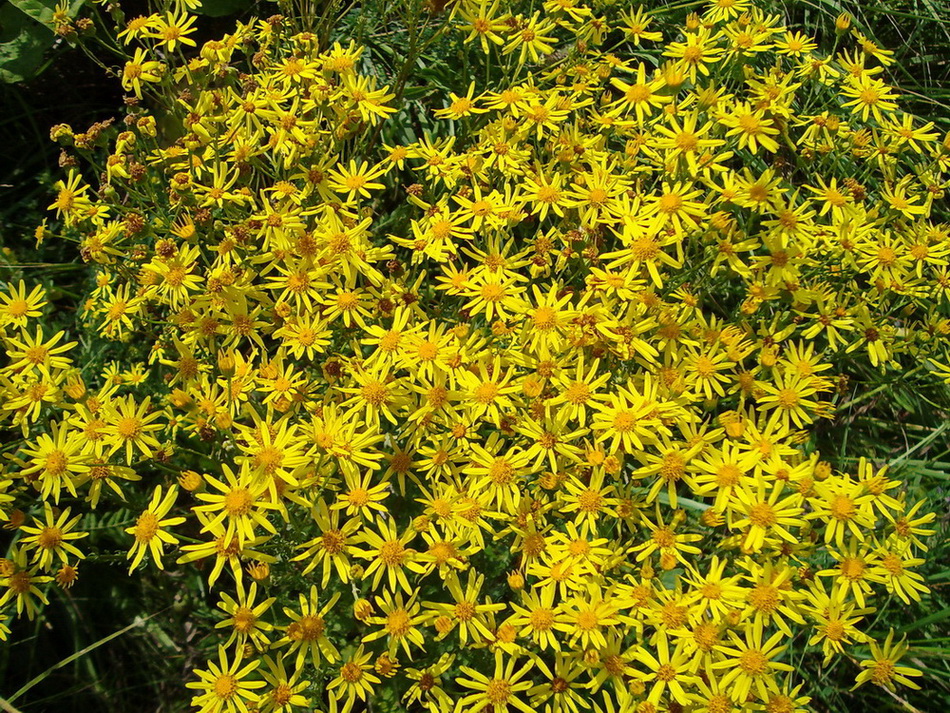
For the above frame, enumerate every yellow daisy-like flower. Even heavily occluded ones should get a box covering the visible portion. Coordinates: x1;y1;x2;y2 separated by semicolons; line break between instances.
327;160;387;201
327;645;381;713
121;48;165;98
718;102;781;154
852;629;923;692
635;630;701;705
353;519;425;593
125;484;185;572
214;580;276;650
194;464;278;547
0;280;47;328
363;590;426;657
457;650;535;713
186;645;265;713
712;626;795;701
19;503;87;571
275;585;341;669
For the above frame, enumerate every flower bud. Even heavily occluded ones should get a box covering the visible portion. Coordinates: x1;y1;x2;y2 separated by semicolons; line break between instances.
702;508;724;527
354;598;373;622
247;561;270;581
217;351;236;377
178;470;203;492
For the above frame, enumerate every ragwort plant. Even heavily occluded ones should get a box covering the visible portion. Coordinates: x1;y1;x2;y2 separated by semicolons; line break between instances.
2;0;949;711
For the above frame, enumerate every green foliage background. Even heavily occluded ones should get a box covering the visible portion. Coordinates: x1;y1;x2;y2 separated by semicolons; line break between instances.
1;0;949;711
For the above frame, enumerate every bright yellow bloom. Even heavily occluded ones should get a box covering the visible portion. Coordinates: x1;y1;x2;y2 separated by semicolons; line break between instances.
125;484;185;571
186;646;264;713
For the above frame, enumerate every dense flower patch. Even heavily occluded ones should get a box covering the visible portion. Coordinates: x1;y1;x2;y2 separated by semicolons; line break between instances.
1;0;946;711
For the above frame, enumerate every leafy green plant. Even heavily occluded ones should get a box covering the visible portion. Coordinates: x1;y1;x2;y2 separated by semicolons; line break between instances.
2;2;950;713
0;0;85;82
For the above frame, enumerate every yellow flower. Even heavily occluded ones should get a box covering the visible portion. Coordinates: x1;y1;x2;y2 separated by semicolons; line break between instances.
327;160;387;201
125;484;185;571
292;500;360;586
422;570;504;645
275;585;341;669
503;12;557;67
508;585;561;650
4;325;76;374
457;650;535;713
258;654;310;713
0;280;47;328
330;468;391;519
363;590;426;657
591;383;663;454
435;81;488;120
634;631;701;705
186;646;265;713
21;421;89;503
807;474;877;547
553;582;622;650
19;503;87;571
729;480;804;553
840;75;899;123
663;28;724;82
117;14;158;45
177;518;275;588
718;102;781;154
327;645;381;712
711;626;794;701
121;48;165;98
340;74;397;126
214;580;276;649
459;0;509;53
852;629;923;692
148;10;197;52
104;395;165;464
0;547;53;620
871;541;929;604
630;507;703;568
610;63;671;123
353;519;425;593
194;464;278;547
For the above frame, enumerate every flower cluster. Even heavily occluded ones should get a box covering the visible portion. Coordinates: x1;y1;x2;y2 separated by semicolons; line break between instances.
2;0;945;711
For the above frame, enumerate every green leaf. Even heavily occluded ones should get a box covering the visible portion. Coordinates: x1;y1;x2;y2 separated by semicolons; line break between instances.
0;5;51;83
900;606;950;634
656;489;709;512
5;0;83;25
7;0;59;25
7;613;159;703
0;0;84;82
659;567;684;589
